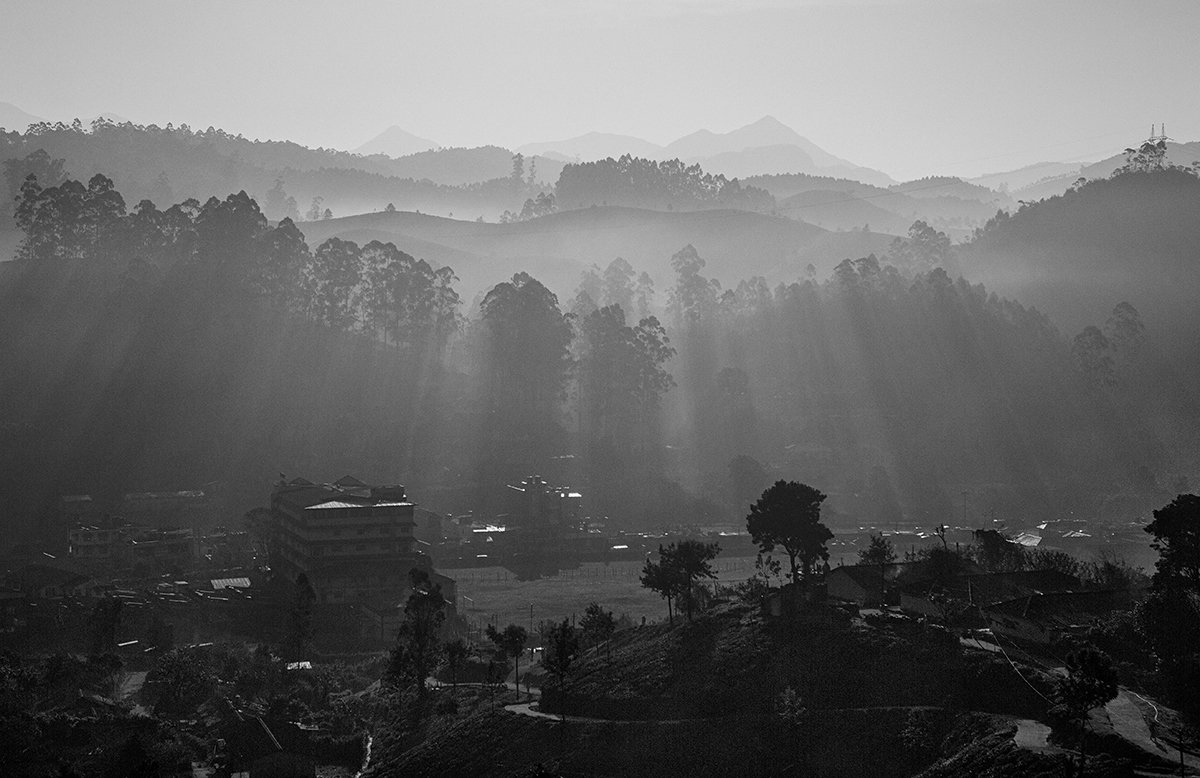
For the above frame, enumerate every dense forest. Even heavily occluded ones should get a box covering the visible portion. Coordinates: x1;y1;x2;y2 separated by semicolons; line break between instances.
2;158;1194;549
555;155;775;213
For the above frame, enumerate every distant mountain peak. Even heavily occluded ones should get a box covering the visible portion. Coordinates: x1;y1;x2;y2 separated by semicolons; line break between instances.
0;101;46;132
354;125;440;158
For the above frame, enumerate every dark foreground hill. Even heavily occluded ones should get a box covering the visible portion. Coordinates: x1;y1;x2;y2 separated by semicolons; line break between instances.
369;602;1164;777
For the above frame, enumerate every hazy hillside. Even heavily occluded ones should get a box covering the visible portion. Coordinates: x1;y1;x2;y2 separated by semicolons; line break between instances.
962;167;1200;334
778;189;912;234
747;172;1010;237
969;160;1084;192
517;131;665;161
517;116;896;187
354;124;439;157
356;145;564;187
0;122;564;227
295;206;893;300
960;167;1200;472
1013;141;1200;201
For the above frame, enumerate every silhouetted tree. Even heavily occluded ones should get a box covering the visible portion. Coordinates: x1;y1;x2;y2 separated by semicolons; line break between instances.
486;623;529;699
1048;646;1118;775
305;237;361;329
668;244;720;328
602;257;636;312
886;220;951;274
580;602;616;650
3;149;66;211
640;540;719;622
746;481;832;585
640;548;684;624
858;534;896;566
14;173;127;261
387;569;446;706
443;638;468;696
1145;493;1200;591
542;618;579;695
478;272;574;463
263;178;299;222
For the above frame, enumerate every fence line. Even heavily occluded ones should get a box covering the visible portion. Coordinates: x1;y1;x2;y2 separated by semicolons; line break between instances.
446;556;757;584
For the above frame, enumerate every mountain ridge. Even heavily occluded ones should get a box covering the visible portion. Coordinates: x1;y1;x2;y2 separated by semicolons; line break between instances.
354;124;440;158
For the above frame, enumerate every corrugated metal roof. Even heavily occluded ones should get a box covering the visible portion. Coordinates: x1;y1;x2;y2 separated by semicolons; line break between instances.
305;499;411;510
211;577;251;590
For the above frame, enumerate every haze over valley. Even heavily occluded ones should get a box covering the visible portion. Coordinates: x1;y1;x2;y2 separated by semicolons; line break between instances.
4;2;1200;776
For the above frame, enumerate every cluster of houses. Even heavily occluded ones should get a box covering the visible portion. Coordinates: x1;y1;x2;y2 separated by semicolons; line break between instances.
0;561;279;654
61;489;258;578
821;559;1146;645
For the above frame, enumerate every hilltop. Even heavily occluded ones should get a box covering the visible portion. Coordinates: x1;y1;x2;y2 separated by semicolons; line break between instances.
354;124;440;157
1010;141;1200;201
369;600;1157;777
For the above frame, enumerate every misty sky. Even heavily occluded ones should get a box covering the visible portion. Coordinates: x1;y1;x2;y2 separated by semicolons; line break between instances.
2;0;1195;180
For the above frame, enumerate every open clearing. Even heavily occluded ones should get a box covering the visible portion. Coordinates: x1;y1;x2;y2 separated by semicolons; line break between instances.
443;557;760;633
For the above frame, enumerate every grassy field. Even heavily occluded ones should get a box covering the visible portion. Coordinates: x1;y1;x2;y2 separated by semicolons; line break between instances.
443;556;760;636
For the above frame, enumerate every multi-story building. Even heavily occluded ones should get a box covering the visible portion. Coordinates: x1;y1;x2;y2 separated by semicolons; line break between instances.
503;475;582;528
268;476;455;607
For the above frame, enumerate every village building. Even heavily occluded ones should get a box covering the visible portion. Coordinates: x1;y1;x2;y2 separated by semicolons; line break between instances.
267;476;455;609
826;559;984;607
983;588;1147;645
5;563;105;600
898;568;1082;618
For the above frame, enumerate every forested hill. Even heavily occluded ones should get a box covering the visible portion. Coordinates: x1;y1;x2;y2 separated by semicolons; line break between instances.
744;172;1013;237
0;121;561;224
1010;140;1200;202
958;166;1200;477
293;206;892;302
960;167;1200;337
0;174;1184;549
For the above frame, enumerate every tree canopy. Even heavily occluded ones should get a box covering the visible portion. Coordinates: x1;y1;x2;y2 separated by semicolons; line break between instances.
746;481;832;584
